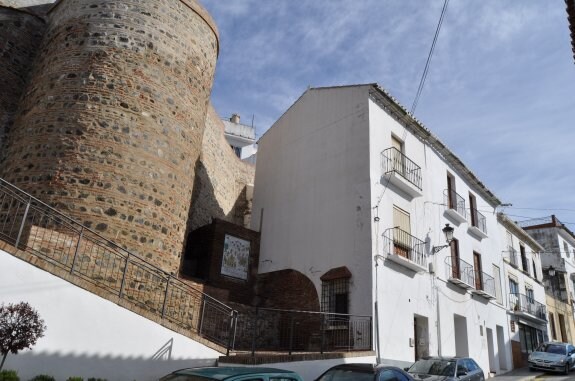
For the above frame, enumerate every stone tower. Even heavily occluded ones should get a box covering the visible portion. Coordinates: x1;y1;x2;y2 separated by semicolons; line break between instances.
0;6;46;161
0;0;219;274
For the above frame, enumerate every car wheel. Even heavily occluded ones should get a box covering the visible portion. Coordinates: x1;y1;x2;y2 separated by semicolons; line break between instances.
564;363;569;375
529;367;535;372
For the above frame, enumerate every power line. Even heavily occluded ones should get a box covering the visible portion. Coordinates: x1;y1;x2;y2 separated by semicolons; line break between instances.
410;0;450;115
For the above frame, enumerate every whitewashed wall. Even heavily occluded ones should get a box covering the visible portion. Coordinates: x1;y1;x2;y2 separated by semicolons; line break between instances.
0;251;220;381
252;86;374;317
252;84;516;376
367;94;513;374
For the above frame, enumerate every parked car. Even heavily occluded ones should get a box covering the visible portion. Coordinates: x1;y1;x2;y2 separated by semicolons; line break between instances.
159;366;304;381
314;363;415;381
528;342;575;375
406;356;484;381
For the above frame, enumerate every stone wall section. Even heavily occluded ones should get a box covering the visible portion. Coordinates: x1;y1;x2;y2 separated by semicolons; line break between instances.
188;105;256;232
0;6;46;161
1;0;219;274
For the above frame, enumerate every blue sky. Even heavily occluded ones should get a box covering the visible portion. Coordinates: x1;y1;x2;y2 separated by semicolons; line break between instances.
202;0;575;227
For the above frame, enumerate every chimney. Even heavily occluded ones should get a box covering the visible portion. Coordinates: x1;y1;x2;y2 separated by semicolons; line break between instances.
230;114;240;124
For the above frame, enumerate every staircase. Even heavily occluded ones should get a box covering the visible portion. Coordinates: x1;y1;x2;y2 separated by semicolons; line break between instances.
0;177;237;354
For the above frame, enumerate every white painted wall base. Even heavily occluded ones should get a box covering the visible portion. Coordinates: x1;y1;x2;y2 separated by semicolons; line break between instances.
0;250;221;381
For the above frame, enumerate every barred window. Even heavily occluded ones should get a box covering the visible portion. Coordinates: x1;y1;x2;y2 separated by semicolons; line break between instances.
321;278;349;314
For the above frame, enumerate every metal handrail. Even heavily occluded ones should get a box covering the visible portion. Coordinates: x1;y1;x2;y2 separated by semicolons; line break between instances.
509;293;547;320
469;207;487;234
444;256;475;287
0;177;237;349
381;147;422;190
443;189;466;218
383;227;426;268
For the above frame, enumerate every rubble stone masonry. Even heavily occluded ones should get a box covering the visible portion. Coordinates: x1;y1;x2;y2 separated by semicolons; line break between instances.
0;6;46;161
0;0;219;274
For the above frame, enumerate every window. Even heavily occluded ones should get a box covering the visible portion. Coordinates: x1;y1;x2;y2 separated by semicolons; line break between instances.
532;259;537;280
447;172;456;210
469;193;478;227
549;312;557;340
526;287;534;303
509;278;519;310
463;359;478;371
393;206;411;258
321;278;349;314
493;265;502;304
558;314;568;342
519;324;544;353
390;135;405;176
564;242;570;258
520;245;529;274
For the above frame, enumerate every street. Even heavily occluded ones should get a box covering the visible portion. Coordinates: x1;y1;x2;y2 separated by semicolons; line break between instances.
493;367;575;381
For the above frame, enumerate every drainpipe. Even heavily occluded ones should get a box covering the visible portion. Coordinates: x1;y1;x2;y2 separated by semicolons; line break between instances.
375;259;381;364
436;278;442;356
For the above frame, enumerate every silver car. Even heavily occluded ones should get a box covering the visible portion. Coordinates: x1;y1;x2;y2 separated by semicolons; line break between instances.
528;342;575;374
407;357;484;381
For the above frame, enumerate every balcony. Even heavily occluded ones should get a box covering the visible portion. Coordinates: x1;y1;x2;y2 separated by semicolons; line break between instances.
443;189;467;224
468;207;488;239
383;227;427;273
504;246;519;268
445;256;475;290
381;148;422;199
471;270;496;299
509;293;547;323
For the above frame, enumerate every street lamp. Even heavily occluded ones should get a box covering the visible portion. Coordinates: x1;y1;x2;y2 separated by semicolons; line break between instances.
548;266;556;277
432;224;455;254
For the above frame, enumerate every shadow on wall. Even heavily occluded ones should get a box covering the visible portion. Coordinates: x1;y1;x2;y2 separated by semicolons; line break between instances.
182;158;249;267
5;350;216;381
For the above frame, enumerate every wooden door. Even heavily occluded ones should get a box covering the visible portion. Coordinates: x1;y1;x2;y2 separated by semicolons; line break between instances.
447;173;456;209
451;239;460;279
474;252;483;290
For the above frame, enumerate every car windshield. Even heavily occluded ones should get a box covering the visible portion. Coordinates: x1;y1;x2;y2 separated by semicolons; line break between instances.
536;343;566;355
316;368;373;381
408;359;456;376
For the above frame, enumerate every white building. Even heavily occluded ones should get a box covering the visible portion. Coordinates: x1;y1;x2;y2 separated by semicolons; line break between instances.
251;84;523;373
519;215;575;344
222;113;257;163
497;213;547;367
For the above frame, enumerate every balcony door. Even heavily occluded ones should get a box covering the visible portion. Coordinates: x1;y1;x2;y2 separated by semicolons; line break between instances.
391;135;405;176
474;252;483;290
393;206;411;258
450;239;460;279
447;172;456;209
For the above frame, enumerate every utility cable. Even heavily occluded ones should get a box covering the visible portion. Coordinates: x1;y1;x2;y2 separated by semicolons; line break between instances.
410;0;450;115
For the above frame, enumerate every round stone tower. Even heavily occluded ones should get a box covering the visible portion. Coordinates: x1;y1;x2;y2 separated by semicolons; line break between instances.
0;6;46;161
0;0;219;274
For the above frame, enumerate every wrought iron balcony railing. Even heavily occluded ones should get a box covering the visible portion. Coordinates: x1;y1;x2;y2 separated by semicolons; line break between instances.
445;256;475;288
473;269;496;298
469;207;487;235
444;189;466;218
509;293;547;321
384;227;426;269
505;246;519;268
381;147;422;191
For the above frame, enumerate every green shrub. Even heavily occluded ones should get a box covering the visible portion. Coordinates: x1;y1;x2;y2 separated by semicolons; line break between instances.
67;378;83;381
87;378;107;381
0;370;19;381
28;375;55;381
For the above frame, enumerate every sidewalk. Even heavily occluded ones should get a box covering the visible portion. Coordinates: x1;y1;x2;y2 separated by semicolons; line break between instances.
492;367;545;380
